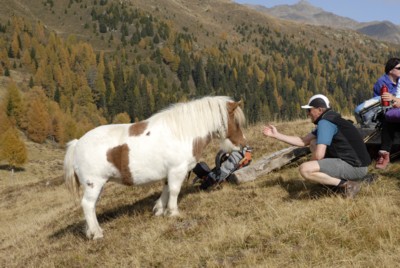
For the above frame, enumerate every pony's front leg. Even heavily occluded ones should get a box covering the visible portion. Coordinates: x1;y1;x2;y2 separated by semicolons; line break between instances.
81;180;105;239
153;181;169;216
164;167;188;217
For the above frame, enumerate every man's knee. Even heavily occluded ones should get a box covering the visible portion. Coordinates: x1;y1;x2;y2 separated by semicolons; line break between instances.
299;162;311;179
299;161;319;180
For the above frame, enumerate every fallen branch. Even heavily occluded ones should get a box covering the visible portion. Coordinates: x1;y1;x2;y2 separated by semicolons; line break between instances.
230;146;310;183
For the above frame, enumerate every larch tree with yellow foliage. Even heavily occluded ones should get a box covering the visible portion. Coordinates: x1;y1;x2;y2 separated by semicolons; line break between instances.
0;127;27;168
24;89;51;144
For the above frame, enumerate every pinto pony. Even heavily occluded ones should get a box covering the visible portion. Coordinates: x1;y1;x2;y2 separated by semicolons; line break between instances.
64;96;247;239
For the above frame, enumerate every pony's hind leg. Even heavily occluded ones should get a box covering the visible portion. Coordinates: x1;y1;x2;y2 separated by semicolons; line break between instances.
153;181;169;216
81;179;106;239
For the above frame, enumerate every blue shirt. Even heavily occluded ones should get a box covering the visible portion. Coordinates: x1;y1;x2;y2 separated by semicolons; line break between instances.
312;119;338;145
373;74;400;97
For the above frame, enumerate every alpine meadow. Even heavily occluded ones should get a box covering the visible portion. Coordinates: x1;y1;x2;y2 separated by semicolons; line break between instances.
1;0;400;267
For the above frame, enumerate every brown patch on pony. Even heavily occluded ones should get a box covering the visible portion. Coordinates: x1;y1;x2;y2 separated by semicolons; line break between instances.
192;135;211;161
106;144;133;186
129;121;148;136
226;101;246;147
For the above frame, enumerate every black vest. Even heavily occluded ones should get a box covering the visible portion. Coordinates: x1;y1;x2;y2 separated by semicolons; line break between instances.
316;110;371;167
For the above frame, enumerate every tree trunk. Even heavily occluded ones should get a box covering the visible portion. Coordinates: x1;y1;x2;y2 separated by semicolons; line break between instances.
230;146;310;183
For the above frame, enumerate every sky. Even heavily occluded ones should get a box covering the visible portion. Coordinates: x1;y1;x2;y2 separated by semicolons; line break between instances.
234;0;400;25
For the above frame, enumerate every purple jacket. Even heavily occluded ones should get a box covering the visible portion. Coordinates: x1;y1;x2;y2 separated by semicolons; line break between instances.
373;74;399;97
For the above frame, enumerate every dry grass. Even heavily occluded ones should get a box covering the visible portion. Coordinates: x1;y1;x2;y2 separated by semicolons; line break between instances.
1;120;400;267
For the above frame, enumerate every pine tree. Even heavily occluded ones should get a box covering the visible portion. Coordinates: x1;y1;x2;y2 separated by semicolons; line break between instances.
192;57;208;95
177;51;190;80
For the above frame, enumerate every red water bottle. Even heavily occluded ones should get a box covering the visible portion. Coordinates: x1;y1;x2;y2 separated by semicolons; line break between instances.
381;84;390;106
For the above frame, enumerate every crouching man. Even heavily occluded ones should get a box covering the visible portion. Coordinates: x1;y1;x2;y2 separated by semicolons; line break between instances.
263;94;372;198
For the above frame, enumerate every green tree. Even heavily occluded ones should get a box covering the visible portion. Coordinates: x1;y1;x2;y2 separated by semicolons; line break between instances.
177;51;191;92
192;57;208;95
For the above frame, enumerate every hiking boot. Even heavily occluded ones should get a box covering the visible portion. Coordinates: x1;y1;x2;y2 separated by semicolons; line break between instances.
375;151;390;169
342;180;362;199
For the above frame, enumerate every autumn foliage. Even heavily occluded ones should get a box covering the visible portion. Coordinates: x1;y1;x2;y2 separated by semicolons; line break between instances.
0;1;399;168
0;127;27;168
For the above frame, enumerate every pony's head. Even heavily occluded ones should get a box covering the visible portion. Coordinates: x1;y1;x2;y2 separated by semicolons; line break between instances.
219;99;247;152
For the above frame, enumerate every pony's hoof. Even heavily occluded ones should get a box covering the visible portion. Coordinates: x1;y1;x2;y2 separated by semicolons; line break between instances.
164;209;180;217
85;226;104;240
93;232;104;240
153;206;165;216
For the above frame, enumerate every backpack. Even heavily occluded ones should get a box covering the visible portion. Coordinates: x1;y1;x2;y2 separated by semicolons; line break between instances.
354;96;383;128
192;146;252;190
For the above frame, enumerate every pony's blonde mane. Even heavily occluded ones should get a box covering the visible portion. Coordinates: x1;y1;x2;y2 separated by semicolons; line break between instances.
149;96;244;140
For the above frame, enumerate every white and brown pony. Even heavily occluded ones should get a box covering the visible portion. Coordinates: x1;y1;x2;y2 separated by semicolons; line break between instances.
64;96;247;239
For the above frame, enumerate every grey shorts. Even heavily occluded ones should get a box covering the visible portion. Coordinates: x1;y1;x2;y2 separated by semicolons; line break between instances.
318;158;368;181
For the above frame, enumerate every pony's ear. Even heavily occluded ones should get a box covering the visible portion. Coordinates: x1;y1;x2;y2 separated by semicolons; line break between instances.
237;99;244;109
227;99;243;113
228;101;238;112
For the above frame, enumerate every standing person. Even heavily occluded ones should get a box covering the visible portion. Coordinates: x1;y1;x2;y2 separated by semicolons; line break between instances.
374;58;400;169
263;94;371;198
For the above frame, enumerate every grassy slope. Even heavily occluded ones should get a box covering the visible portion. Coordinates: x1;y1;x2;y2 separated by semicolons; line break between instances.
1;120;400;267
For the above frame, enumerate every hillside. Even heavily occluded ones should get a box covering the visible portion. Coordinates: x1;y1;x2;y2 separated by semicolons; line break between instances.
1;121;400;267
0;0;399;168
2;2;400;266
0;0;396;63
248;0;400;45
1;1;397;113
0;0;369;52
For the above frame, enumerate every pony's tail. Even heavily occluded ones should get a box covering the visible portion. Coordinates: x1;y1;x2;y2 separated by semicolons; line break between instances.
64;139;80;199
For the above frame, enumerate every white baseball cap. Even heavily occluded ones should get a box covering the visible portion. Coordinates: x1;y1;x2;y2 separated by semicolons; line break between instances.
301;94;330;109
